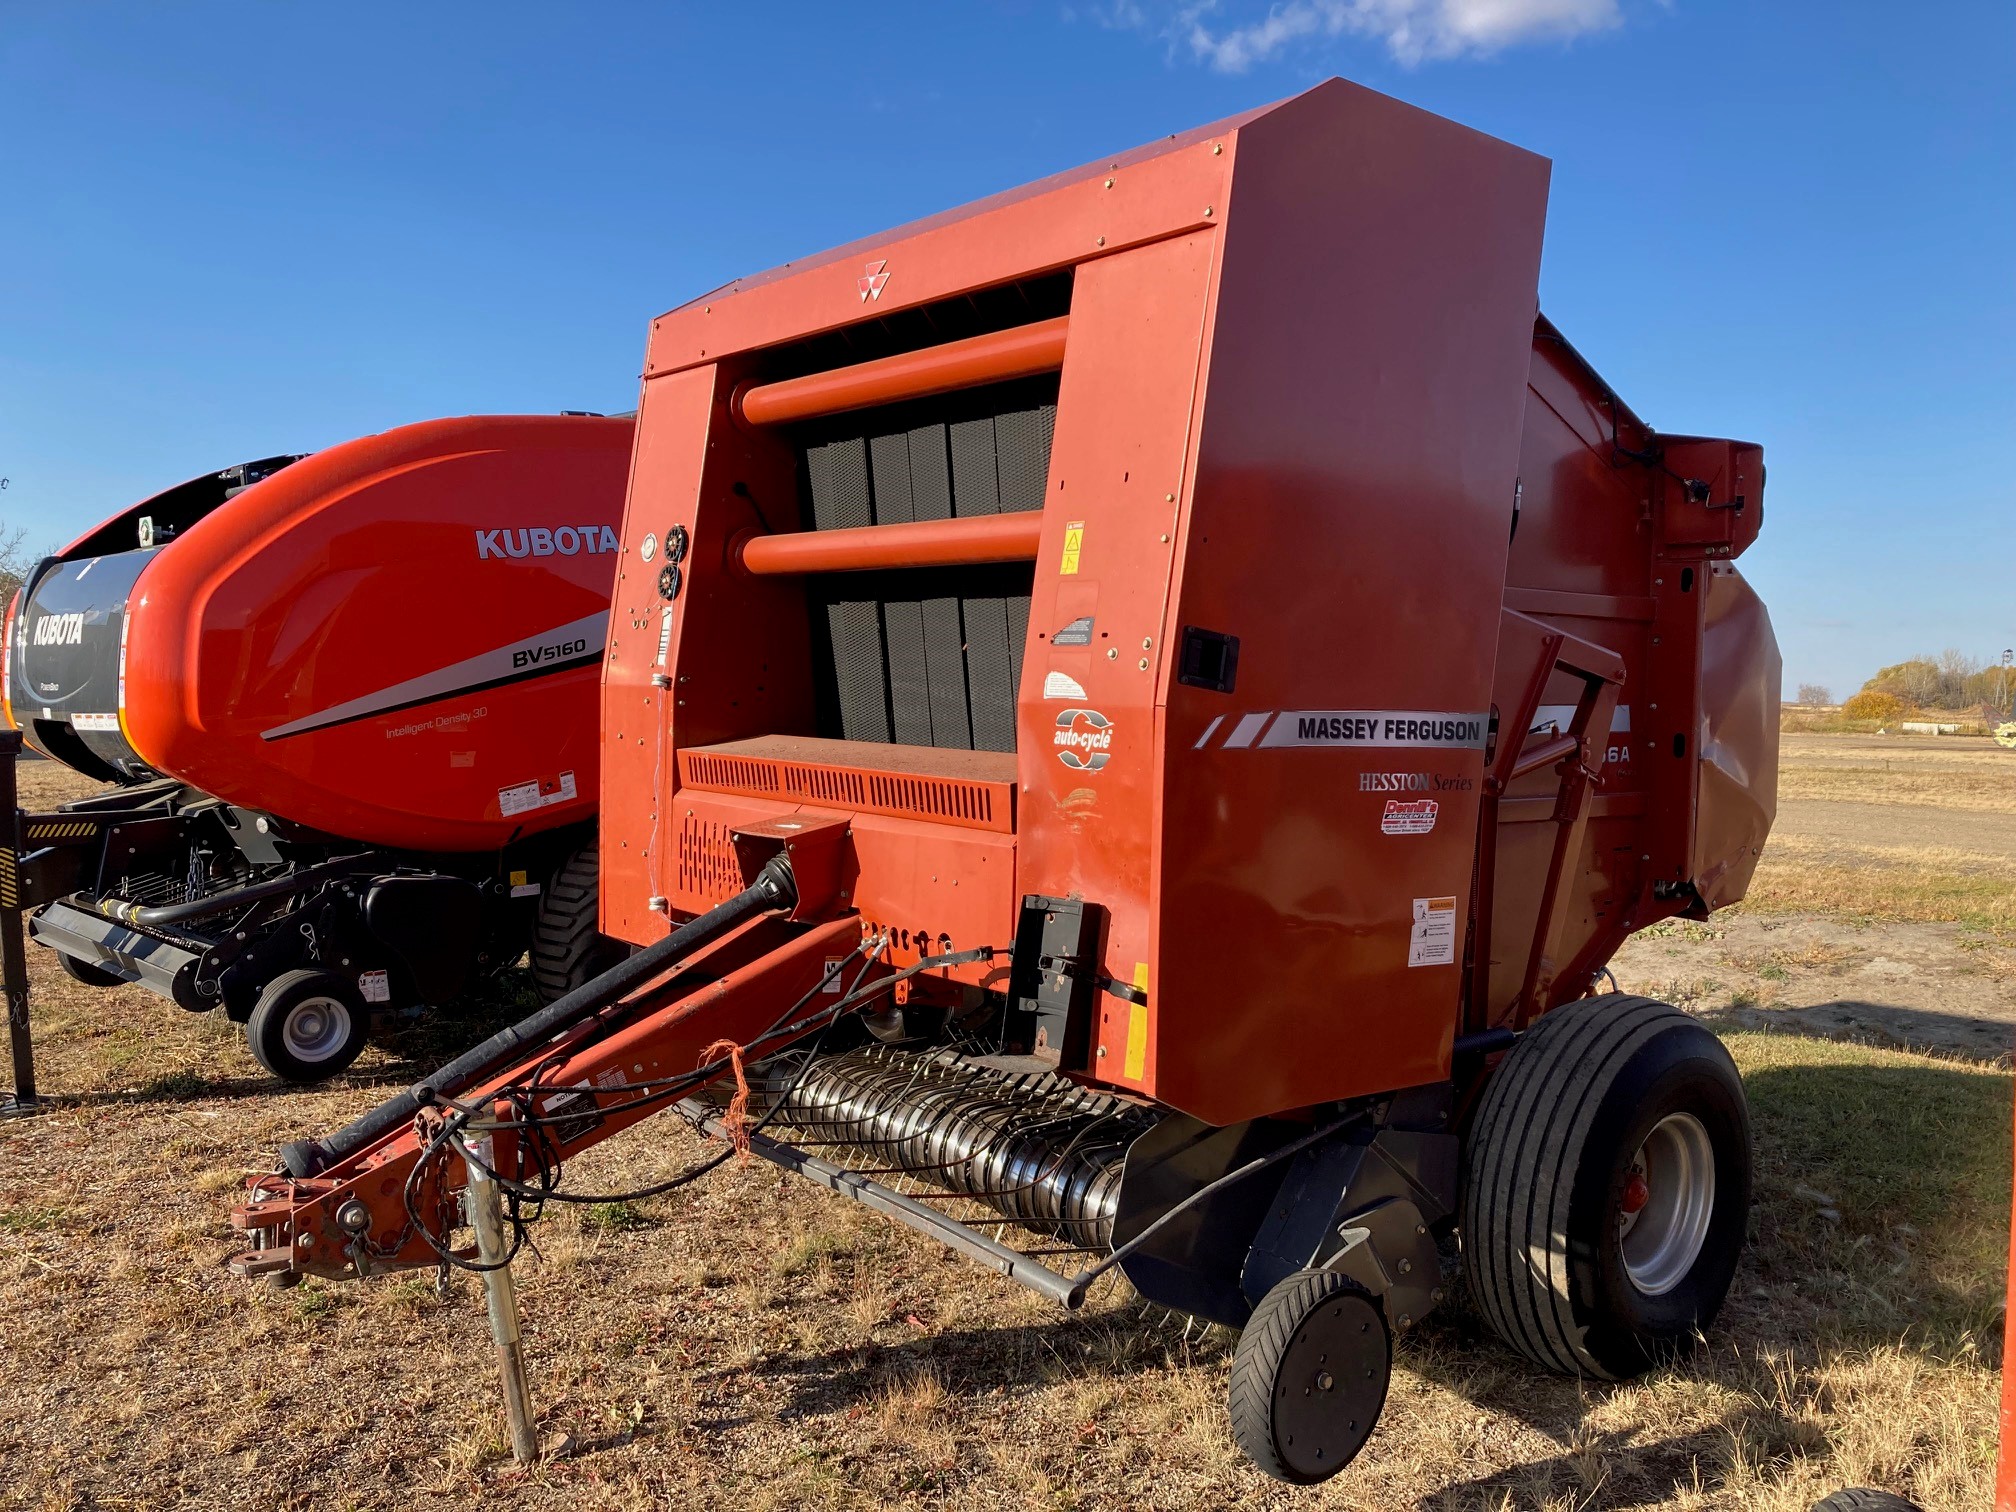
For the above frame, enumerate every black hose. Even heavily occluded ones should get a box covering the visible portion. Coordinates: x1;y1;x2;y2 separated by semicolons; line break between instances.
276;854;797;1177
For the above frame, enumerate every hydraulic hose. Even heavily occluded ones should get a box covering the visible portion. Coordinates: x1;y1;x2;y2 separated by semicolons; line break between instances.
276;854;798;1177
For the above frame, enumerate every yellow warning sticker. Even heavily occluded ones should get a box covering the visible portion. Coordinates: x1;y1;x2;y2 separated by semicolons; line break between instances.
509;870;528;887
1059;520;1085;575
1122;962;1150;1080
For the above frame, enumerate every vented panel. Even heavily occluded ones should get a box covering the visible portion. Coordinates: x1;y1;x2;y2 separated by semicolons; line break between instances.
679;736;1016;834
800;378;1054;754
676;815;742;903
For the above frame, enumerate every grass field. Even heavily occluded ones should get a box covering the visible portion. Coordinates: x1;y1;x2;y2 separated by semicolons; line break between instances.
1;738;2010;1511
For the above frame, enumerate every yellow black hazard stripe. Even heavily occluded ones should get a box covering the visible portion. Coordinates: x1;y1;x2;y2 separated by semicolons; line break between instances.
0;848;16;909
23;819;100;842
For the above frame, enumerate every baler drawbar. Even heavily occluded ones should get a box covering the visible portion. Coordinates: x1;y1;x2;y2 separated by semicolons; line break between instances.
231;77;1779;1482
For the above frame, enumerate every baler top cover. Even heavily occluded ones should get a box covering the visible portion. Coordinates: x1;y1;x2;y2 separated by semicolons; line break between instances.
10;414;634;852
601;78;1777;1128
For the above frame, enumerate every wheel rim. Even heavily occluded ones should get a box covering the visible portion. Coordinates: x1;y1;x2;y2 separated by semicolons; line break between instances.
283;996;353;1063
1618;1111;1716;1296
1269;1290;1387;1480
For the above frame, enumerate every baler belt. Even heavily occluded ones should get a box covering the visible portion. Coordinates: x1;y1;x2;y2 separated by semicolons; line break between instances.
801;392;1054;754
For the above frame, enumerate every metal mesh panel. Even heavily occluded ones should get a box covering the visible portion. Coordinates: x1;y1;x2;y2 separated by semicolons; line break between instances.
800;383;1054;754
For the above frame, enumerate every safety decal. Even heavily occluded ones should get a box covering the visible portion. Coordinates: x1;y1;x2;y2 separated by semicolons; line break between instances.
1381;799;1438;835
1199;710;1490;751
1059;520;1085;576
1052;615;1094;647
70;712;120;732
1054;707;1113;771
1042;670;1088;701
655;607;674;667
498;769;578;818
1407;897;1457;968
358;969;391;1004
508;868;540;899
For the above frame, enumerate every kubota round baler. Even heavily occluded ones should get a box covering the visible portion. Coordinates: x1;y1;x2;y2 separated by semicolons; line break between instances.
7;413;633;1081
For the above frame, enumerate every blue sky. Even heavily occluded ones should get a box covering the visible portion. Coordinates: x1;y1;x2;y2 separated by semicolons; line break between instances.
2;2;2009;699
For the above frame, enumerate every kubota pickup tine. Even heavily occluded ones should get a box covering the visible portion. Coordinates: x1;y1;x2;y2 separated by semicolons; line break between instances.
278;854;799;1176
461;1134;539;1465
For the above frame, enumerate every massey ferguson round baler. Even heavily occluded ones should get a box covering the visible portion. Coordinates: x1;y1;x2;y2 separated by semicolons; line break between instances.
234;81;1781;1482
7;414;633;1081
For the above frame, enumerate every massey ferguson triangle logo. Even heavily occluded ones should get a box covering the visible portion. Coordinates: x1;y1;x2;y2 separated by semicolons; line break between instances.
858;259;890;302
1054;707;1114;771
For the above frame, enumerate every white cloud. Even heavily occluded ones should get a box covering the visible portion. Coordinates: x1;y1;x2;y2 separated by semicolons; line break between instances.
1176;0;1622;69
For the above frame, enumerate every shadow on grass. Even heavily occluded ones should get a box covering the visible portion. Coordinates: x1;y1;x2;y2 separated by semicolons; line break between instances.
1701;997;2015;1065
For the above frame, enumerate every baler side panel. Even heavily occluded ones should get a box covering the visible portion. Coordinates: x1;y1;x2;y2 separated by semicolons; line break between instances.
600;363;818;946
1149;84;1553;1124
1693;565;1778;911
1487;337;1774;1021
1014;229;1221;1087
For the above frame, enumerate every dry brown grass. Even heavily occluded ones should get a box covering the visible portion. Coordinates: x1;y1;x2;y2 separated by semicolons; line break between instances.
1777;739;2016;815
1744;834;2016;932
0;745;2009;1508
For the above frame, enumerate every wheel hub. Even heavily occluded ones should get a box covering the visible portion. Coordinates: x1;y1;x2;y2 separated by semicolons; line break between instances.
283;996;353;1063
1269;1289;1388;1481
1618;1111;1716;1296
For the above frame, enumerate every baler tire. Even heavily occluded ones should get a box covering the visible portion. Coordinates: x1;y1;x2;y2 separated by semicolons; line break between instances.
531;841;623;1002
1809;1493;1923;1512
57;953;127;989
1460;994;1751;1381
246;969;369;1084
1228;1268;1389;1484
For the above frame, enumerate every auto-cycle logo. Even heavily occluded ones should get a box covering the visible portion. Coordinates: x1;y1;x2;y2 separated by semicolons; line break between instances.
858;259;890;303
1054;707;1114;771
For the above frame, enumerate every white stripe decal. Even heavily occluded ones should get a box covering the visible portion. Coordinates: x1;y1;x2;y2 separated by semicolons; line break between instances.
1531;703;1632;735
1193;715;1225;749
1222;712;1273;749
261;611;608;740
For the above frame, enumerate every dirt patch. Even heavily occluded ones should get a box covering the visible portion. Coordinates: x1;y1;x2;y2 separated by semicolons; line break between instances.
1616;915;2016;1062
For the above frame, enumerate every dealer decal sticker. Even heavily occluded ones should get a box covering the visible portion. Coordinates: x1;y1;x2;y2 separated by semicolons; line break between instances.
1381;798;1438;835
1408;896;1458;968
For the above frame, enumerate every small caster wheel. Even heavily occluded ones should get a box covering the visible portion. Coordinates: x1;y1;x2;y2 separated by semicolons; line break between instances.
246;969;369;1083
1811;1493;1923;1511
1228;1268;1389;1483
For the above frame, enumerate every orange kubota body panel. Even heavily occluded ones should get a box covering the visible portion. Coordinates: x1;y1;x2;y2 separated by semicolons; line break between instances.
14;415;634;852
598;79;1777;1129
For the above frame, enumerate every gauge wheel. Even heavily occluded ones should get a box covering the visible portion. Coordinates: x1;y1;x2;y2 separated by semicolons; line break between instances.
1228;1268;1390;1484
1462;994;1753;1378
246;969;369;1083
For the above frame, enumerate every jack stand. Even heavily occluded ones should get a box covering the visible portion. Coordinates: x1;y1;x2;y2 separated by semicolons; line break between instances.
0;730;39;1120
462;1134;540;1466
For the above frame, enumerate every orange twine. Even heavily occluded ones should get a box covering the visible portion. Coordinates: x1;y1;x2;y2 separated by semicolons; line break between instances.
700;1039;752;1161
